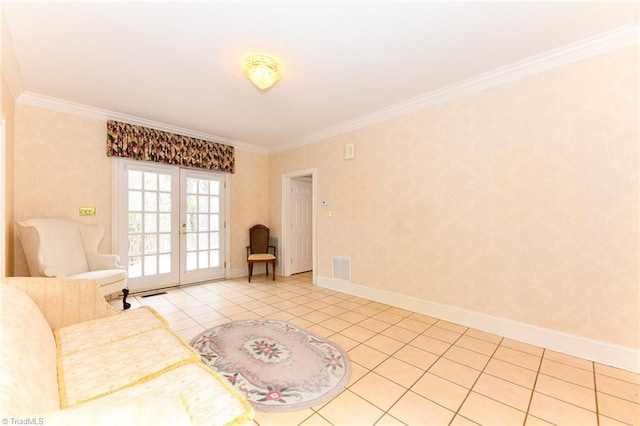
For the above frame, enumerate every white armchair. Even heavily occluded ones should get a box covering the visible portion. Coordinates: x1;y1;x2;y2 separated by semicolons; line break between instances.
16;218;130;309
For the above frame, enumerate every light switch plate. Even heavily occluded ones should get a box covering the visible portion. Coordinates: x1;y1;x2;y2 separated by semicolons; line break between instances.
79;207;96;216
344;143;355;160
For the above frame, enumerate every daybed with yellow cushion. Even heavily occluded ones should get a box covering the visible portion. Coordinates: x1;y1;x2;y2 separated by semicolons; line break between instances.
0;277;254;425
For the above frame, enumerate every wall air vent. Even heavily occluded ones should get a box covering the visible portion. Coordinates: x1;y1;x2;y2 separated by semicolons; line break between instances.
332;256;351;281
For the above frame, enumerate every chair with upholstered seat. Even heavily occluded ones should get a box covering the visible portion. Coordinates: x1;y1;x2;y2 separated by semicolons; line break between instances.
16;218;130;309
246;224;276;283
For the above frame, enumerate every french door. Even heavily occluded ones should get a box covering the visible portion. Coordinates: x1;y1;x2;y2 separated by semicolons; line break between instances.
179;169;225;284
116;160;226;292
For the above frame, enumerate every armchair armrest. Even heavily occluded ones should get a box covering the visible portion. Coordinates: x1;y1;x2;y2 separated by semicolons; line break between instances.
0;277;118;329
86;253;125;271
268;245;276;255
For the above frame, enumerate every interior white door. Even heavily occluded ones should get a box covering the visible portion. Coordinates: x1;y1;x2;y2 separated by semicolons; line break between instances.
289;179;312;274
179;170;226;285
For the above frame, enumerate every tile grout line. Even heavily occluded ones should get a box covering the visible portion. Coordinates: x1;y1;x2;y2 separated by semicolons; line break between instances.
343;319;446;424
447;333;505;425
522;347;545;425
136;275;637;426
593;360;600;426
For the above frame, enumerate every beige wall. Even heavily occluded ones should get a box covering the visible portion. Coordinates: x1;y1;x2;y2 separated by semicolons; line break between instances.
2;76;15;276
11;105;270;276
7;45;638;350
269;45;639;348
13;105;112;276
229;149;270;272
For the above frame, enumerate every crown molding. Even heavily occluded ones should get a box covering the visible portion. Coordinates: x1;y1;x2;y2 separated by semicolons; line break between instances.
15;92;269;154
14;24;638;156
273;24;640;153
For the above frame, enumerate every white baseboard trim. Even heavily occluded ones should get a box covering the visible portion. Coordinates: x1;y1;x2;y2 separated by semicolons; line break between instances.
317;276;640;373
228;267;247;280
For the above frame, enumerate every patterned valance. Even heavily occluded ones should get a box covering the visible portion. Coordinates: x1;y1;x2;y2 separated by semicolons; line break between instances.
106;120;235;173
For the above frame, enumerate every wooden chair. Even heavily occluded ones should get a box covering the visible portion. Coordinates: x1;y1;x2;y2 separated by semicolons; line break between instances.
246;224;276;282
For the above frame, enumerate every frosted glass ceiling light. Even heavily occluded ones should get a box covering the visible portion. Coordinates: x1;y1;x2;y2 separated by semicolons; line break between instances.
243;55;282;91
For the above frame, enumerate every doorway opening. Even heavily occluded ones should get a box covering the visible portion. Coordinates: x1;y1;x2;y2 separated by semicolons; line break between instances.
281;168;316;284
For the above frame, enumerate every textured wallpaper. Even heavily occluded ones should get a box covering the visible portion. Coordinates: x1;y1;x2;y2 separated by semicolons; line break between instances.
2;76;16;276
12;106;270;277
269;45;639;348
13;105;112;277
229;150;270;272
10;45;638;349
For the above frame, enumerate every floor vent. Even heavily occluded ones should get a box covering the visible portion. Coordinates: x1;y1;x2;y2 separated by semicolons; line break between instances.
332;256;351;281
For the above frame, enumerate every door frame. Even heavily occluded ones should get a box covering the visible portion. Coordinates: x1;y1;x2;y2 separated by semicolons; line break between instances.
0;118;5;277
281;168;317;284
111;159;231;291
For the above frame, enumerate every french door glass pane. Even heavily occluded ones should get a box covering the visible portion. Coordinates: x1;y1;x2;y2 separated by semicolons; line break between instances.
159;254;171;273
184;176;222;272
210;250;220;267
127;170;173;279
129;171;142;189
129;192;142;211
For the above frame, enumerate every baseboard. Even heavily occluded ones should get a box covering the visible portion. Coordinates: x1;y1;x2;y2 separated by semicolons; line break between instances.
228;267;247;279
317;276;640;373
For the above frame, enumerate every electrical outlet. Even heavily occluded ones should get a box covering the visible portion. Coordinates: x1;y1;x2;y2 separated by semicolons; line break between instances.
79;207;96;216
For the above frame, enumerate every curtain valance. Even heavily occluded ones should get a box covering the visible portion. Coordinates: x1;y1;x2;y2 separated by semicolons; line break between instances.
106;120;235;173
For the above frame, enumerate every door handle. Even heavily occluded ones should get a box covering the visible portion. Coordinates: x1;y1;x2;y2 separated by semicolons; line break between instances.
181;223;187;235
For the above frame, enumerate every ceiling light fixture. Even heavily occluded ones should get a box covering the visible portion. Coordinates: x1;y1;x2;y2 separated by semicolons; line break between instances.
243;54;282;91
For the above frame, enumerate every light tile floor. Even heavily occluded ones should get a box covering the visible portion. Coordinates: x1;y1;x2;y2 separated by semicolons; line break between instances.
111;273;640;426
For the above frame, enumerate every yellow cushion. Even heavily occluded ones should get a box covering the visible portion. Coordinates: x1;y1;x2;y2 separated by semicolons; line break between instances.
59;327;200;407
248;253;275;261
89;362;254;426
0;285;60;416
41;396;193;426
55;307;167;356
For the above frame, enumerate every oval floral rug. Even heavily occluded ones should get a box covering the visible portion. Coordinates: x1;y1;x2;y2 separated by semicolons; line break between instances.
190;318;352;413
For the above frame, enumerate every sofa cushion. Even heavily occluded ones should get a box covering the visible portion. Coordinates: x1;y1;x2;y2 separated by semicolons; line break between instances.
70;268;127;287
60;327;200;407
55;307;167;356
42;395;193;426
248;253;276;261
0;285;60;416
88;362;254;426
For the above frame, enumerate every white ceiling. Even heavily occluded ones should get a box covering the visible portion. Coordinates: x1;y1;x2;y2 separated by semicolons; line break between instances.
2;1;638;153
